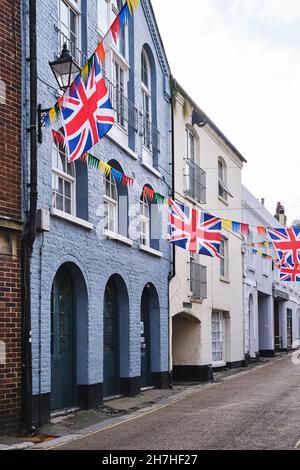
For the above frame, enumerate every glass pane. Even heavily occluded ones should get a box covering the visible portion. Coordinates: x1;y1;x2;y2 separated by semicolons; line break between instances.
65;197;71;214
70;9;77;36
57;194;64;211
98;0;108;33
65;181;71;198
60;0;69;28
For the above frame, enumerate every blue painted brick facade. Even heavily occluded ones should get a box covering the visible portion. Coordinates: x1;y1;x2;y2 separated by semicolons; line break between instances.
26;0;171;409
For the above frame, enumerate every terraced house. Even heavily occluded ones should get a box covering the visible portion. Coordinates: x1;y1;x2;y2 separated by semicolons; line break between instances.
170;83;246;382
22;0;172;428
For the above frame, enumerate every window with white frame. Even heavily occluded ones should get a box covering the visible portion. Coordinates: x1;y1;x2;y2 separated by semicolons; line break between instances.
190;253;207;299
141;48;152;152
212;311;225;364
104;172;118;233
218;158;227;201
97;0;126;57
113;60;126;128
52;147;76;215
140;194;150;247
186;128;195;161
59;0;80;60
220;237;229;279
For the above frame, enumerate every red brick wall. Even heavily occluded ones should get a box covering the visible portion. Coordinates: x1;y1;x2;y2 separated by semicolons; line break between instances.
0;0;22;219
0;0;22;433
0;240;22;433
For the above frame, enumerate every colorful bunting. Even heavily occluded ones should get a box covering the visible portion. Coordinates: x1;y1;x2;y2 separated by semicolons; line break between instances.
232;221;241;233
257;226;266;236
95;42;106;66
222;219;232;232
241;223;250;235
127;0;139;14
52;129;65;150
111;16;121;44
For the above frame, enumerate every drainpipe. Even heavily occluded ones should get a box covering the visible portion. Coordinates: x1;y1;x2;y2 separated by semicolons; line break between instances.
21;0;38;433
167;77;176;386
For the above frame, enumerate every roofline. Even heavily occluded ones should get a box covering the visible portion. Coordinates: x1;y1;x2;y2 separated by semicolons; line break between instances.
147;0;171;73
172;79;247;164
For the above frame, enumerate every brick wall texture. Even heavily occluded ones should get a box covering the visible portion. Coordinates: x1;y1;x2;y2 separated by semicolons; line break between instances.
0;0;22;433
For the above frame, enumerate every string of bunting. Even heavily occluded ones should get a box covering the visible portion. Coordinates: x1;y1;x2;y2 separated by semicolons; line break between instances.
44;0;139;127
80;153;135;188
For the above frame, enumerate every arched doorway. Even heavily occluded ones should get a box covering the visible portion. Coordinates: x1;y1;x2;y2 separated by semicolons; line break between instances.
140;284;161;388
141;288;151;387
172;312;201;381
51;266;76;411
103;275;129;398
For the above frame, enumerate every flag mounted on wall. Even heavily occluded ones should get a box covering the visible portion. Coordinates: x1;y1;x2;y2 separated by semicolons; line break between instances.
60;53;114;162
168;199;222;257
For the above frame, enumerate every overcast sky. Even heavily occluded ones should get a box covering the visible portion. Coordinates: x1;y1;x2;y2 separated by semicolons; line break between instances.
151;0;300;225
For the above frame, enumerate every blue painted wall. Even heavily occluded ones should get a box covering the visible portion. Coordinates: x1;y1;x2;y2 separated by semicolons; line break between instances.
28;0;171;399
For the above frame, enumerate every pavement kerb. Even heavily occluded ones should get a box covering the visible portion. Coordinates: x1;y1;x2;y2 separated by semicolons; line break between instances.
29;352;294;451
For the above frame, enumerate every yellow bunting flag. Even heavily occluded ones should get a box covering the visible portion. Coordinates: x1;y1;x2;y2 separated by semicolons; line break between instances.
49;107;56;124
127;0;139;15
222;219;232;232
99;160;111;176
81;61;89;83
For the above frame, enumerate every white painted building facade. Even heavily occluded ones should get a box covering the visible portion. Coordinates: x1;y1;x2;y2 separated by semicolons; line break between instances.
170;83;246;381
242;186;300;361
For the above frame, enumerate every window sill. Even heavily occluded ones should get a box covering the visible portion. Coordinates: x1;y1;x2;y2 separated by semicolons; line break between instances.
247;267;256;273
212;361;226;368
263;272;269;278
104;229;133;247
218;195;229;206
139;244;162;258
51;208;93;230
185;193;205;207
141;160;161;178
220;276;230;284
190;296;204;304
107;132;138;160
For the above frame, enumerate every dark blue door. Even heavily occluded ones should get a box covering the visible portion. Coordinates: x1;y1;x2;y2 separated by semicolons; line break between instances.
51;268;76;411
141;291;151;387
104;280;119;397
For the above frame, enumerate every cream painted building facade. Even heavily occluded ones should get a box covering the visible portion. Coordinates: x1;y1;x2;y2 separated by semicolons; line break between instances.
170;83;246;381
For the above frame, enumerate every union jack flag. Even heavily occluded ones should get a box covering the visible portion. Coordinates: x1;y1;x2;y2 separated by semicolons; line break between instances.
61;54;114;162
168;199;222;257
280;261;300;282
267;227;300;266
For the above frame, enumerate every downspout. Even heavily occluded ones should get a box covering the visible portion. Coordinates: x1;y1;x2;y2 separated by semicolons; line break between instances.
21;0;38;433
167;77;176;386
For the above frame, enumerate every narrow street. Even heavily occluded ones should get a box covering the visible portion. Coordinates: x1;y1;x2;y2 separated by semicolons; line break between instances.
49;354;300;451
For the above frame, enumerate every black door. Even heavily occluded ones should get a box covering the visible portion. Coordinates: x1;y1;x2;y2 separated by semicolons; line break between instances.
287;309;293;349
141;291;151;387
51;268;76;411
103;280;119;397
274;301;280;351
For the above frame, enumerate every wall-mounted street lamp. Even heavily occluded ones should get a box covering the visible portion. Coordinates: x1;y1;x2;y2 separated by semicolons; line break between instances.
38;44;81;143
192;109;207;128
49;43;81;92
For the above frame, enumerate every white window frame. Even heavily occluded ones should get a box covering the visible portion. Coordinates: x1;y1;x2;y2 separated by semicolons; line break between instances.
112;57;128;131
97;1;128;59
141;49;152;154
218;158;233;202
140;194;150;247
52;147;76;216
212;311;225;365
220;237;229;280
104;172;118;234
59;0;81;55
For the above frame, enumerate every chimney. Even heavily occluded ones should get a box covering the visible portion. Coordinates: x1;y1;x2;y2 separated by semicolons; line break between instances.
261;198;265;206
274;201;287;226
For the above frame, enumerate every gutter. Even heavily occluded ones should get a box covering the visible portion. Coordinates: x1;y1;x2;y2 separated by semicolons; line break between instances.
21;0;38;433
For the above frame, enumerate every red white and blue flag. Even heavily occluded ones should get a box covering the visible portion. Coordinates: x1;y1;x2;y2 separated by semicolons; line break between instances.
61;54;114;161
267;227;300;267
168;199;222;257
279;261;300;282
